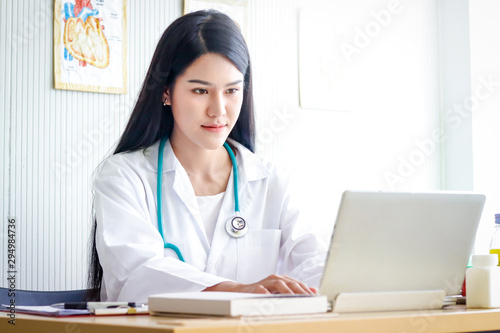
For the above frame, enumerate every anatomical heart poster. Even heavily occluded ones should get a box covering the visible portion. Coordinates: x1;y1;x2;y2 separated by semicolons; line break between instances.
54;0;127;94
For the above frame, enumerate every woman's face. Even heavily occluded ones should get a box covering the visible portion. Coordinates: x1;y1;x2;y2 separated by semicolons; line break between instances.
165;53;244;151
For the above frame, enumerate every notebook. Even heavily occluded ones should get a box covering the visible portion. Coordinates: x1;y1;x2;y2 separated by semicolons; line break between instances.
149;292;328;317
319;190;486;307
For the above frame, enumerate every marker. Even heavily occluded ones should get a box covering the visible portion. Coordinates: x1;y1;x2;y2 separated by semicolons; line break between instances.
51;302;144;310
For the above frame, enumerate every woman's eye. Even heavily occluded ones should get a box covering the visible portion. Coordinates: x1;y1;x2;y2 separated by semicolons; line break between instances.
226;88;239;94
193;89;208;94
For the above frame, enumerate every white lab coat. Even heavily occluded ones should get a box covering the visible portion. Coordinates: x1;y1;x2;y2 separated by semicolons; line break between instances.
94;138;326;302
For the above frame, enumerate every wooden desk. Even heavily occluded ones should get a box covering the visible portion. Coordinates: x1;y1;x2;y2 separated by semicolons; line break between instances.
3;305;500;333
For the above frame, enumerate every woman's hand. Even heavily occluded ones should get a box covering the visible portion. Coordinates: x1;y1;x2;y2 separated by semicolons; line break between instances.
203;274;317;295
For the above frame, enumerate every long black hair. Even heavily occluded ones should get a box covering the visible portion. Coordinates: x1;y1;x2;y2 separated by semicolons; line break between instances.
87;9;255;300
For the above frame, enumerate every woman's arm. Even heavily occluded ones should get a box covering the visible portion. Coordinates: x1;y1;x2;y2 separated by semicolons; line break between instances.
94;160;230;302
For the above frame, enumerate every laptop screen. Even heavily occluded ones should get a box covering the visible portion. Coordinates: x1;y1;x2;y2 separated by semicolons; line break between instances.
319;190;485;301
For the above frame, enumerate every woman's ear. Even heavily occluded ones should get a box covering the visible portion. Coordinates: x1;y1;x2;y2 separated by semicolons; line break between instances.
162;88;171;106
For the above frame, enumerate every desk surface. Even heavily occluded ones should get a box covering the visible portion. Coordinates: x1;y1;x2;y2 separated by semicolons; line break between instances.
3;305;500;333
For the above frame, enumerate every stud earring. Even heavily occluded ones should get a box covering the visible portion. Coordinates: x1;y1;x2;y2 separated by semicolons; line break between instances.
163;98;168;106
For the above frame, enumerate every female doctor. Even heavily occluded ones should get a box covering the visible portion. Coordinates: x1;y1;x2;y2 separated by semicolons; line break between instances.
88;10;326;302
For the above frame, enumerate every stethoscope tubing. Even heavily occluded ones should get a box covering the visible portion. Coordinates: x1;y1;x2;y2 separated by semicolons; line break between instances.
157;136;185;261
156;137;241;262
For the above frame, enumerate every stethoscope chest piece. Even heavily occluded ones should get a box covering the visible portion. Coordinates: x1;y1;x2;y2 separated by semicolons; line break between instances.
225;215;248;238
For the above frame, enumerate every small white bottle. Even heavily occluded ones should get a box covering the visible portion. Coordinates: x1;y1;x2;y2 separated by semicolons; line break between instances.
466;254;500;308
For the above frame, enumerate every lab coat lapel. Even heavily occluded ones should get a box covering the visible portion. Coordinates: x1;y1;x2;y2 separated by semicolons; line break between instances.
172;168;205;228
168;151;210;248
144;139;209;248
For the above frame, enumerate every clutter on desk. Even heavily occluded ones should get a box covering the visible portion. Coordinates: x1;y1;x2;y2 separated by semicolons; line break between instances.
0;303;149;317
0;305;90;317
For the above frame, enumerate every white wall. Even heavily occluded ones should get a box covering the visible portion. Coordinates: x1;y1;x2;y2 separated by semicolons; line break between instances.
469;0;500;254
252;0;444;242
1;0;483;290
439;0;473;191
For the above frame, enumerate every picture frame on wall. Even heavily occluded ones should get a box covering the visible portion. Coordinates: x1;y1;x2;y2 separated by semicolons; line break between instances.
184;0;248;40
54;0;127;94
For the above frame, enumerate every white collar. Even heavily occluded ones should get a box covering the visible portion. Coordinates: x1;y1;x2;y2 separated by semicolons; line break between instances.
143;138;272;182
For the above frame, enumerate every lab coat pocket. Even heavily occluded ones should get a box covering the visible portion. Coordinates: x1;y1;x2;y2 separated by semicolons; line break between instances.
236;229;281;284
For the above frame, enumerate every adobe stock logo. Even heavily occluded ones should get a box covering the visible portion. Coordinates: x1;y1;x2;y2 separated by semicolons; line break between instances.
53;100;130;182
384;74;500;189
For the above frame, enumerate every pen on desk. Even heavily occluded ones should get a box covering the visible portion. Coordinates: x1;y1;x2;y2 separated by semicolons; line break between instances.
51;302;143;310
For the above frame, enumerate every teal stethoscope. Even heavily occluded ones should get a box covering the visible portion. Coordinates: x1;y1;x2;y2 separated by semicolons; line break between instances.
156;136;248;262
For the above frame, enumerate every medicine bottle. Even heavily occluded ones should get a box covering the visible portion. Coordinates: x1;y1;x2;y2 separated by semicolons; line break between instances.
490;214;500;266
466;254;500;308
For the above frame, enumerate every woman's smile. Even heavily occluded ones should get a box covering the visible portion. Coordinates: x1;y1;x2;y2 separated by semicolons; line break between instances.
202;124;227;133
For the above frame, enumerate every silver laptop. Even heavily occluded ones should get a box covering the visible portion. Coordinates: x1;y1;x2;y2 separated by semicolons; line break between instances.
319;190;486;304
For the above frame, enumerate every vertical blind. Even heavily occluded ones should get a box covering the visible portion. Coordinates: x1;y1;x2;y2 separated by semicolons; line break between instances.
0;0;182;290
